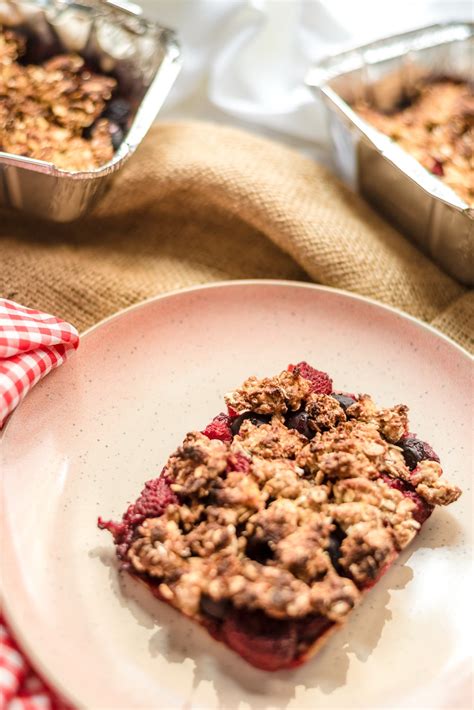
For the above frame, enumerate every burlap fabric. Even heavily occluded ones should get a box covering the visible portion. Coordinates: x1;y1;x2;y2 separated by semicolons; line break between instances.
1;121;472;352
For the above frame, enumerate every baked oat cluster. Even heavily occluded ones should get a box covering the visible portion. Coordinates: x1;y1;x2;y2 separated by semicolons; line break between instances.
100;362;461;667
354;80;473;206
0;27;127;171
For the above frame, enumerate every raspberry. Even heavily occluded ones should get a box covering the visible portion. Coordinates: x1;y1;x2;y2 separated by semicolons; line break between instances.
98;474;177;560
227;453;251;473
96;518;127;542
127;476;177;520
379;473;433;525
202;413;233;442
288;361;333;394
222;610;297;671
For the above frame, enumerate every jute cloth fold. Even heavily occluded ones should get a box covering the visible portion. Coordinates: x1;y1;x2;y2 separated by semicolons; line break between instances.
1;121;472;352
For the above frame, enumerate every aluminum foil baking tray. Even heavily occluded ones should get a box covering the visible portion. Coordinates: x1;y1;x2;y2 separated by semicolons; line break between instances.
306;23;473;286
0;0;181;222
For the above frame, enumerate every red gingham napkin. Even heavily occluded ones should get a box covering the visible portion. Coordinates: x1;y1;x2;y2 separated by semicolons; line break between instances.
0;616;67;710
0;299;79;428
1;299;79;708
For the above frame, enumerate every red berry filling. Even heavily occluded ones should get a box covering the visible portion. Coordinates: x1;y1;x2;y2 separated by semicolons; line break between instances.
379;473;433;524
431;158;444;176
288;361;333;395
202;413;233;442
227;452;251;473
222;611;297;671
218;610;334;670
402;489;434;525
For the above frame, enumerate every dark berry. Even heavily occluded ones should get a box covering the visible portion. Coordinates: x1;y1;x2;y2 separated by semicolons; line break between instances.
245;538;273;564
105;97;131;125
222;610;297;670
202;413;233;442
200;595;229;620
288;361;333;394
326;525;346;575
108;120;125;150
285;409;314;439
230;412;270;435
296;614;333;648
331;393;356;411
83;123;93;139
398;436;440;470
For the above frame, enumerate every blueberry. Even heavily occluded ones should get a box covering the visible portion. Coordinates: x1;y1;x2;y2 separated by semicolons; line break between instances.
326;525;346;576
285;409;314;439
82;123;94;139
399;437;440;470
245;538;273;564
230;412;270;435
331;393;356;411
105;98;131;126
108;121;125;150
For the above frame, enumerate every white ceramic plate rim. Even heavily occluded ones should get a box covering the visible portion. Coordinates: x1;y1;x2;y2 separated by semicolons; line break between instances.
0;279;472;707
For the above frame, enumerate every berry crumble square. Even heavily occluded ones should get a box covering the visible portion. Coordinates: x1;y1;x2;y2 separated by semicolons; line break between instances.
353;80;473;206
99;362;461;671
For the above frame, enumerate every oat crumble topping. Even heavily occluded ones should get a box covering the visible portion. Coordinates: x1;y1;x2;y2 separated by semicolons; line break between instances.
102;365;462;638
225;369;311;416
353;80;474;206
0;27;126;171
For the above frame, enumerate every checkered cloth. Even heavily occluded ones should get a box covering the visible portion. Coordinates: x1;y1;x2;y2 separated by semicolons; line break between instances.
1;299;79;708
0;616;67;710
0;299;79;428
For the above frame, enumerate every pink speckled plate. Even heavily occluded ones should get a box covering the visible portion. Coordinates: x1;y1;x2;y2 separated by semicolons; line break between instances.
1;281;472;710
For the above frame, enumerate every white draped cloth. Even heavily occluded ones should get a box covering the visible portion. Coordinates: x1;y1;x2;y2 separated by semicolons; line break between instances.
140;0;472;163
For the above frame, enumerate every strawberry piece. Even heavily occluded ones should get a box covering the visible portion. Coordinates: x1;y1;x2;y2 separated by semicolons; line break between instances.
288;361;333;394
